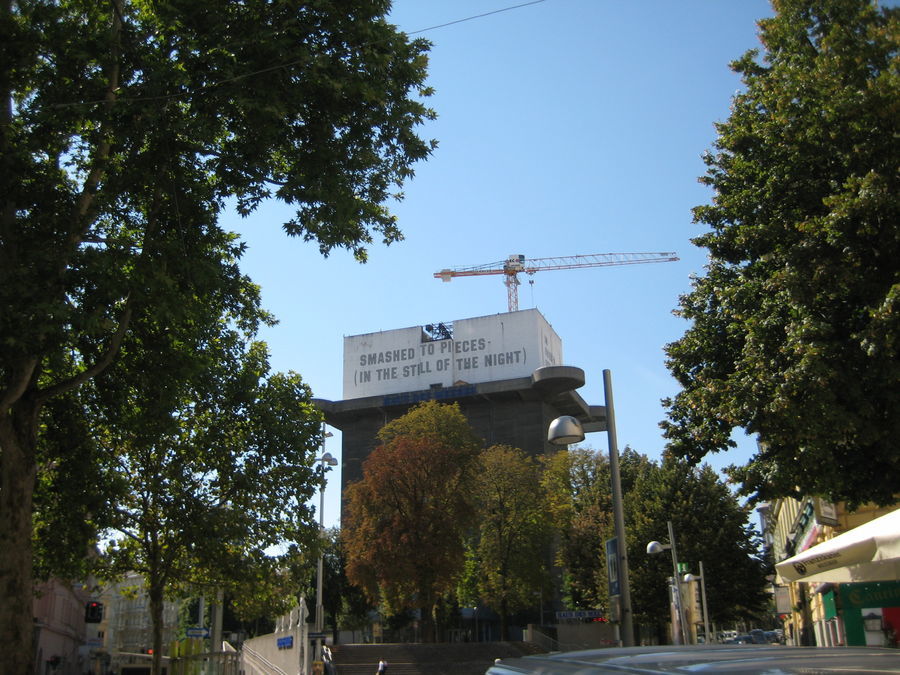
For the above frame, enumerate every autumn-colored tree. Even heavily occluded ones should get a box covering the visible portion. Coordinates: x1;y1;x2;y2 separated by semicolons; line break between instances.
469;445;551;639
343;402;481;641
374;399;483;450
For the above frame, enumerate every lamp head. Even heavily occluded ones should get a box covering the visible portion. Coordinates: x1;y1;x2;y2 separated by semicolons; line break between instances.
683;573;699;583
646;540;668;555
315;452;338;467
548;415;586;445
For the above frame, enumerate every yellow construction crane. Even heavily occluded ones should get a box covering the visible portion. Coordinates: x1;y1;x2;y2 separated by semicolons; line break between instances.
435;252;680;312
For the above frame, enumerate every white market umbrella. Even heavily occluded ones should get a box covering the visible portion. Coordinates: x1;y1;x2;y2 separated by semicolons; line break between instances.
776;508;900;583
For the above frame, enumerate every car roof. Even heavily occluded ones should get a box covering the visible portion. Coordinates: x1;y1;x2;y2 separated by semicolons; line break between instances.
486;645;900;674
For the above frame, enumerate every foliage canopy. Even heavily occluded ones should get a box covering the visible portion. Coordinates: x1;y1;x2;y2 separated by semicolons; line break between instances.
627;455;770;634
0;0;434;669
469;445;551;640
663;0;899;506
343;402;481;641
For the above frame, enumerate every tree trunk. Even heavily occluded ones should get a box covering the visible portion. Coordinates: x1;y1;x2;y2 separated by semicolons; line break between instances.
0;403;39;674
420;604;435;643
499;598;509;641
149;580;165;675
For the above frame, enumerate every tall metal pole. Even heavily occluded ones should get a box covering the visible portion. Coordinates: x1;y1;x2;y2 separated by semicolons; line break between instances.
604;370;634;647
313;428;336;654
316;475;325;634
699;561;711;644
667;520;689;645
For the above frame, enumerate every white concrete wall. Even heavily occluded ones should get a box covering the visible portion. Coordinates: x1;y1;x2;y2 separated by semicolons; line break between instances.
343;309;563;398
241;604;309;675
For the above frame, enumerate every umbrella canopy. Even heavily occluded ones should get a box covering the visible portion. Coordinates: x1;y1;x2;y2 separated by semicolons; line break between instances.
776;508;900;583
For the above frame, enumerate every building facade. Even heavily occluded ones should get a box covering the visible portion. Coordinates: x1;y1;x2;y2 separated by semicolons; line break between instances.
759;498;899;648
100;572;181;657
313;309;608;519
33;578;93;675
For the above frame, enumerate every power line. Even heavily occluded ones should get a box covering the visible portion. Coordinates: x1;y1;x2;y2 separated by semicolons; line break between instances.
46;0;549;110
405;0;547;36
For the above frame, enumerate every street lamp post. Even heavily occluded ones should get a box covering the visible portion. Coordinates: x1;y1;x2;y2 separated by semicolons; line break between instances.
548;369;634;647
684;561;711;644
314;428;337;637
647;520;689;645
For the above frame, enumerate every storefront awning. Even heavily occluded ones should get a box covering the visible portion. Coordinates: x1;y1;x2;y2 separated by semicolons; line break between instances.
776;508;900;583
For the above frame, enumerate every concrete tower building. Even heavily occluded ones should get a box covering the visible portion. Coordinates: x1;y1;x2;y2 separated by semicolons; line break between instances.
314;309;604;515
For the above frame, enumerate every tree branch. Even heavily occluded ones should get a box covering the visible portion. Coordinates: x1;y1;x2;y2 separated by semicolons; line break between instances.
69;0;123;248
37;297;134;403
0;357;38;414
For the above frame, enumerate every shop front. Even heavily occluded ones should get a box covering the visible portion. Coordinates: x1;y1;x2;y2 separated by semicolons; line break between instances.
818;581;900;648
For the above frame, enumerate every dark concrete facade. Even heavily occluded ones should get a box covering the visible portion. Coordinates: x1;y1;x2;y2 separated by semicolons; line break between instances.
313;365;606;521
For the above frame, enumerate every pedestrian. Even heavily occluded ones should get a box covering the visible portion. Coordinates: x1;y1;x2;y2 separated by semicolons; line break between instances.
376;657;387;674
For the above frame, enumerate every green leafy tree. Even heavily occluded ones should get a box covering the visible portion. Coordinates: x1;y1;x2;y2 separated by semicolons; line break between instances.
628;455;769;641
0;0;433;668
32;389;120;583
662;0;900;507
291;528;372;641
220;562;292;637
541;447;613;611
97;336;322;673
343;402;481;642
540;445;650;615
469;445;551;640
327;529;374;639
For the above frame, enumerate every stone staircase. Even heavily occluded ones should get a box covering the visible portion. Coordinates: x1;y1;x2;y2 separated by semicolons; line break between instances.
330;642;541;675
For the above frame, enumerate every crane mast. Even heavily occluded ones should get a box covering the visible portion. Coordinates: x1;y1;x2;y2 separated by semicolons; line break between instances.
435;252;679;312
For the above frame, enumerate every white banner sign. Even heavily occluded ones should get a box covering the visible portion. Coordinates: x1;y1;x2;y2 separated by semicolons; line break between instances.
342;309;563;399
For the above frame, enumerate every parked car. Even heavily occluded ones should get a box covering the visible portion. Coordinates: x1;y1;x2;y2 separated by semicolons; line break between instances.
749;628;769;644
487;645;900;674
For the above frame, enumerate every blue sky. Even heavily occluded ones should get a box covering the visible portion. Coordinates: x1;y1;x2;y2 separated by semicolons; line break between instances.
229;0;775;528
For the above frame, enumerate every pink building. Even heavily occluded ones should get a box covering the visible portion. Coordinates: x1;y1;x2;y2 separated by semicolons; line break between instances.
33;578;94;675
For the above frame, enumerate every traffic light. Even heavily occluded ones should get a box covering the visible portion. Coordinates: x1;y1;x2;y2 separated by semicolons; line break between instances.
85;601;103;623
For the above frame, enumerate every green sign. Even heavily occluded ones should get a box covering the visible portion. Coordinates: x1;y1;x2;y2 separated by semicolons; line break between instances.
839;581;900;609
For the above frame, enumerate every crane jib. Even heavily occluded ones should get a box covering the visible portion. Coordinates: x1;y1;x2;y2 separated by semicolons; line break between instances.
434;252;679;312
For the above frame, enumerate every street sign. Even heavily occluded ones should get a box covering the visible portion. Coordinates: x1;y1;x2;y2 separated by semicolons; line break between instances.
186;627;209;638
609;595;621;622
606;538;620;597
556;610;605;620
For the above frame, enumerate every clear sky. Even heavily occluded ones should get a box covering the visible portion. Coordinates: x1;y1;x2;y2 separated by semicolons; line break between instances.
229;0;775;528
